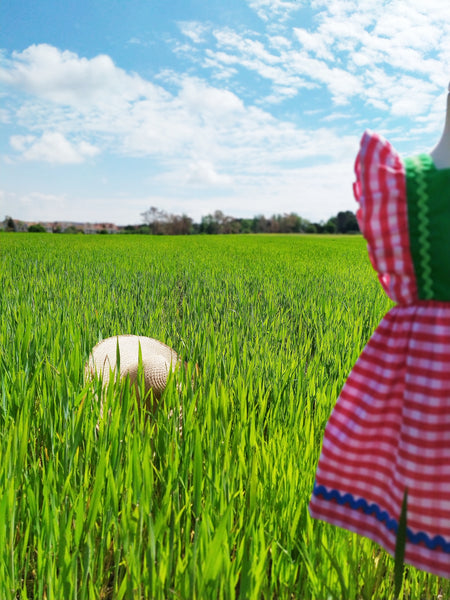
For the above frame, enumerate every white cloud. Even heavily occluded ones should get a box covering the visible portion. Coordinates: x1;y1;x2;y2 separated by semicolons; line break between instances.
10;134;35;152
202;54;238;80
4;45;351;171
246;0;304;22
4;0;450;226
155;157;356;224
294;29;333;61
179;1;450;116
0;108;11;124
207;30;321;102
268;35;292;51
0;188;155;224
2;46;258;162
186;160;232;185
178;75;245;119
213;29;281;65
0;44;160;107
10;132;100;164
264;85;301;104
178;21;210;44
1;190;68;220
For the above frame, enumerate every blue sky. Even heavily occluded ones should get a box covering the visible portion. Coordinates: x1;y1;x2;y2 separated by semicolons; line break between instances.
2;0;450;225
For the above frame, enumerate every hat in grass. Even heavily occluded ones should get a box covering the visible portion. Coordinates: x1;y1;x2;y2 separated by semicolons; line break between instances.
86;335;181;400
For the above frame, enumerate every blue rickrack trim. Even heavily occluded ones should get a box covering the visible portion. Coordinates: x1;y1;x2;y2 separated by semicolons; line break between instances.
313;483;450;553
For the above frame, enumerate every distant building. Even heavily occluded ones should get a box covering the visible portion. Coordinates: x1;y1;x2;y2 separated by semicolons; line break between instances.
83;222;120;234
1;218;121;233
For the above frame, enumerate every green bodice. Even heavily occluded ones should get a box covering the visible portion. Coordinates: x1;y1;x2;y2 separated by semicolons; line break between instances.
405;154;450;301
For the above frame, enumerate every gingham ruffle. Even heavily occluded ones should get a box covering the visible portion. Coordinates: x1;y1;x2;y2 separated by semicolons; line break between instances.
353;131;418;304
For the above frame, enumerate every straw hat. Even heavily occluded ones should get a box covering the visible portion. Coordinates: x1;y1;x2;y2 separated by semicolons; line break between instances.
86;335;181;405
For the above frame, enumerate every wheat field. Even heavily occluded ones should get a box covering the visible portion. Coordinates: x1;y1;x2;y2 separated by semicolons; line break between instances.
1;232;447;599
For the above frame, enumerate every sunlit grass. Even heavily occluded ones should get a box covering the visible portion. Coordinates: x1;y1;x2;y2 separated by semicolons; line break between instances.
1;232;447;598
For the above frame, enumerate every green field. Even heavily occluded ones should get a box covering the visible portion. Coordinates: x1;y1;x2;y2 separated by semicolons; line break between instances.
1;232;447;599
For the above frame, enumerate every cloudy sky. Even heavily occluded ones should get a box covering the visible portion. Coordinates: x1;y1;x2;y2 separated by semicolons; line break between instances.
2;0;450;225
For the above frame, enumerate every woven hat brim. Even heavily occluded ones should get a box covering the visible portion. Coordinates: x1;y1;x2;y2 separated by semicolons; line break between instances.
86;335;180;388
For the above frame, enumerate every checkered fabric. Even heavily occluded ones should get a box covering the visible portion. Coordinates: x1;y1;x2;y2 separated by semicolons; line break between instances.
309;131;450;578
353;131;418;303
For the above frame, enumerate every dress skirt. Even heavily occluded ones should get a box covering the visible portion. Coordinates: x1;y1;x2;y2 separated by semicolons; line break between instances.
309;301;450;578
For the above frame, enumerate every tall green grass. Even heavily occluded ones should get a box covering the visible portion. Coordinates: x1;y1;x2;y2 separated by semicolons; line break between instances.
0;232;447;598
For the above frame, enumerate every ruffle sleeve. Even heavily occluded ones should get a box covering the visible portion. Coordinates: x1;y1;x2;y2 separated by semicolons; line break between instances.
353;130;418;304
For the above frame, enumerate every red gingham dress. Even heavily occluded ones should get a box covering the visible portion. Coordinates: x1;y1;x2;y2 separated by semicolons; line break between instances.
309;130;450;578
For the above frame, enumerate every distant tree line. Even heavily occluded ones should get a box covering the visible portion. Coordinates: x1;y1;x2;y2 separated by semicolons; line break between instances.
132;207;359;235
2;208;359;235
